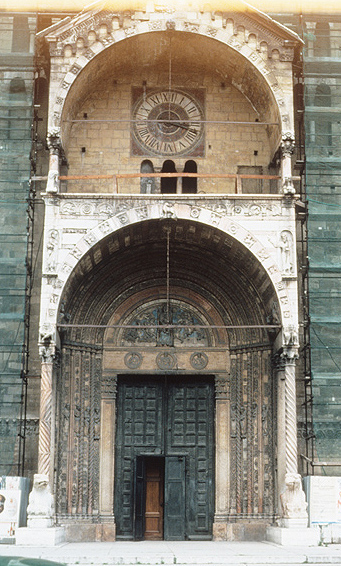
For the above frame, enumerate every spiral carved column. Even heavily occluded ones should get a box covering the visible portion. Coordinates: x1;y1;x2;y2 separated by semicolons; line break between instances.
276;349;308;525
275;350;299;508
38;345;55;484
284;354;299;475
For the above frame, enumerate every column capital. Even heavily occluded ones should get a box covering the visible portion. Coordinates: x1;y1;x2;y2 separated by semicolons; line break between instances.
101;371;118;399
39;343;56;364
46;128;61;193
281;131;295;157
39;330;57;364
214;374;230;400
47;128;62;153
274;348;298;373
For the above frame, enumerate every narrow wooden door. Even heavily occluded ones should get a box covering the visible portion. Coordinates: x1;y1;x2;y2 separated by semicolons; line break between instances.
144;458;164;540
164;456;186;540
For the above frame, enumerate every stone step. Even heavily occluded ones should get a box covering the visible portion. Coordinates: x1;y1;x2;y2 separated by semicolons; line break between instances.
14;555;341;566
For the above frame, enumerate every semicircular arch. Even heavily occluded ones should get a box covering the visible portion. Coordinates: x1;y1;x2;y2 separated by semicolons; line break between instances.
50;25;292;154
44;215;295;351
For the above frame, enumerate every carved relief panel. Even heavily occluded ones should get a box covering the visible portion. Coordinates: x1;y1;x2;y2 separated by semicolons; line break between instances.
229;346;275;518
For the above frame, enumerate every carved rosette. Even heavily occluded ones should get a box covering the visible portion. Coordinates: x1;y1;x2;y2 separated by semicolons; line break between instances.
156;352;177;370
190;352;208;370
124;352;142;369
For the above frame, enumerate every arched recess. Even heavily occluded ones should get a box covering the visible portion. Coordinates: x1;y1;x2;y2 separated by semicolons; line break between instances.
53;218;279;534
56;30;286;157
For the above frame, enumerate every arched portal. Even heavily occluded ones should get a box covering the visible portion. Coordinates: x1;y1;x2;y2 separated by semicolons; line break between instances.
54;218;279;540
36;5;305;542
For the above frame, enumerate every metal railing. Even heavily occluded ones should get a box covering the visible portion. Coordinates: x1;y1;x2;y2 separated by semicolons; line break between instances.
57;172;283;194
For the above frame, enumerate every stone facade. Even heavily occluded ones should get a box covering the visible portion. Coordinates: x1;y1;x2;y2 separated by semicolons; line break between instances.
30;2;308;541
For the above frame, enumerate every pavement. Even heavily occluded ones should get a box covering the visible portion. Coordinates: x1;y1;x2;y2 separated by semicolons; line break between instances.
1;541;341;566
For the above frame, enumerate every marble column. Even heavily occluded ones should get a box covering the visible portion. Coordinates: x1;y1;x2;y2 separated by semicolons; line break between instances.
46;130;61;193
281;132;295;195
213;374;230;540
37;344;56;485
99;370;118;540
276;349;308;526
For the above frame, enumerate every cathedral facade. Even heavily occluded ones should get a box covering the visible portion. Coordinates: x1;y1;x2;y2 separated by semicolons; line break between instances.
3;1;324;543
33;2;305;541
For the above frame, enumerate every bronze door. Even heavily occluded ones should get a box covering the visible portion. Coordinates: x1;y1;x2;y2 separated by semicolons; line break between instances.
115;375;214;540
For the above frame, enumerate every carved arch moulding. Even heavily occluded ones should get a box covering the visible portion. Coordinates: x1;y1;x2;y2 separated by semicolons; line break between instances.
38;7;302;137
39;197;299;349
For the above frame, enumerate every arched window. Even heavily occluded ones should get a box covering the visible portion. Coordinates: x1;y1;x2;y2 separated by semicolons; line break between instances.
314;22;330;57
9;77;27;141
12;15;30;53
140;160;156;194
182;160;197;194
314;83;331;107
161;160;177;194
315;84;332;154
9;77;26;97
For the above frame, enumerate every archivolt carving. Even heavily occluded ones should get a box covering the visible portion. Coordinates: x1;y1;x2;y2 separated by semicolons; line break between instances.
40;8;298;134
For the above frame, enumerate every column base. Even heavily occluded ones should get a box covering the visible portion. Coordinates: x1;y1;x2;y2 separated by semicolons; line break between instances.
266;525;319;546
279;517;308;529
0;536;15;544
63;521;116;542
15;527;65;546
213;520;267;541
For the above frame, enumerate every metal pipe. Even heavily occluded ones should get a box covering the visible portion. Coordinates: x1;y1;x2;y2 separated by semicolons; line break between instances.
300;454;341;467
57;323;281;329
68;119;279;126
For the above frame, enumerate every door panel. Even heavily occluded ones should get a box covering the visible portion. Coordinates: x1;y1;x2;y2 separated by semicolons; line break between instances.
115;375;214;540
145;458;164;540
164;456;186;540
167;379;214;538
115;378;163;539
134;456;146;541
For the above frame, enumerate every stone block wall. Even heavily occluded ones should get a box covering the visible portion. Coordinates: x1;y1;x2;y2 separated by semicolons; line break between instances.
63;64;272;195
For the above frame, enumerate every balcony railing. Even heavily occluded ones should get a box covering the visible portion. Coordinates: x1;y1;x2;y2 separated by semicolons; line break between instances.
56;172;285;195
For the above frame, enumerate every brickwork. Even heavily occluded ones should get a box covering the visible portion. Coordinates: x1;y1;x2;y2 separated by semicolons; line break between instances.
66;76;270;195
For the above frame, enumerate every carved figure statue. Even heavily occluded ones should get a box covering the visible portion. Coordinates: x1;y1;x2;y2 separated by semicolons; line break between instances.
280;473;308;519
269;231;294;275
45;229;59;272
283;325;299;347
279;231;294;275
46;169;60;193
162;202;177;219
27;474;54;528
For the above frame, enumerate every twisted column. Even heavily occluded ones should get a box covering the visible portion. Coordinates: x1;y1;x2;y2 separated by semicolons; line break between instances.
284;355;298;475
275;350;299;503
276;349;308;524
38;344;55;483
